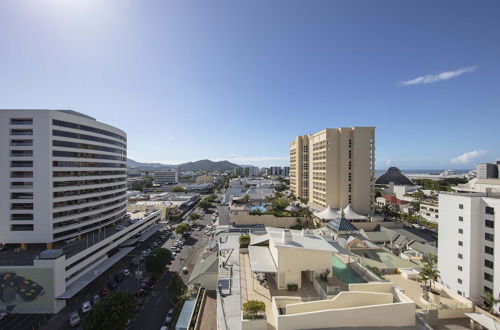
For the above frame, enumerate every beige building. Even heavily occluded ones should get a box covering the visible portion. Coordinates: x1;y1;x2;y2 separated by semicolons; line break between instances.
290;127;375;214
195;174;214;184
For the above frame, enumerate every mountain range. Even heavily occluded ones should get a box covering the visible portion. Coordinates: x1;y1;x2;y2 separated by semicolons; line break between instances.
127;158;241;171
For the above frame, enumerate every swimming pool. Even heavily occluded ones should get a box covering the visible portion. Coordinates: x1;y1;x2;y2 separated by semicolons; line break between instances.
249;206;267;213
332;255;366;283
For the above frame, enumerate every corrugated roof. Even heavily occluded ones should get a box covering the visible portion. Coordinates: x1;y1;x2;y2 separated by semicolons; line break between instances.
175;300;196;330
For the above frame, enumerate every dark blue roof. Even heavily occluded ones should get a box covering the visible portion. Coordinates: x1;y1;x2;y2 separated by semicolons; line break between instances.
327;218;358;233
375;167;415;186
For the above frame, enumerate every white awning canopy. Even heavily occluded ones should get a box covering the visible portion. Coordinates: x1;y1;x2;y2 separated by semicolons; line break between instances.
248;246;277;273
343;205;368;220
314;206;341;220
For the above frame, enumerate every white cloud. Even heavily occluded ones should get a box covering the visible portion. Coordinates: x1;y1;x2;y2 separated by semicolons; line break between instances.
451;149;487;164
400;66;477;86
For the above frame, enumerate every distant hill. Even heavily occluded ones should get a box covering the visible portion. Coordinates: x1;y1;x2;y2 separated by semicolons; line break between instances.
127;158;240;172
180;159;240;171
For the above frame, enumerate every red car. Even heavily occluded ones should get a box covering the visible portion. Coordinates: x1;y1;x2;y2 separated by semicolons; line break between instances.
100;287;110;296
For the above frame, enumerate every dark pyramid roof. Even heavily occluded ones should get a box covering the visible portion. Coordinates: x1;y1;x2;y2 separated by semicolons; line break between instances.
327;218;359;233
375;167;415;186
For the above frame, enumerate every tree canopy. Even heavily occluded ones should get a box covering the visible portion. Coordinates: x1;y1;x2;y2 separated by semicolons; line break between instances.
242;300;266;319
145;248;172;274
175;223;192;234
189;213;200;221
84;293;136;330
171;186;186;193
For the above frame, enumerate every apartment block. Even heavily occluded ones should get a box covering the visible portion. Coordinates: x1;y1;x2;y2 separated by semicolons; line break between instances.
438;192;500;310
290;127;375;214
154;167;179;184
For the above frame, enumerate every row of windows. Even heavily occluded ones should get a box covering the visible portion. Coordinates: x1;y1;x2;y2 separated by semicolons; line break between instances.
52;161;126;168
10;182;32;189
53;184;126;198
11;214;33;221
11;224;33;231
52;119;126;142
53;129;125;148
54;211;124;240
10;150;33;157
53;177;126;188
53;140;126;155
53;205;125;230
53;197;127;218
11;171;33;178
11;192;33;199
11;203;33;210
11;160;32;167
10;118;33;125
53;190;126;209
10;129;32;135
10;139;33;146
53;150;126;162
53;170;126;178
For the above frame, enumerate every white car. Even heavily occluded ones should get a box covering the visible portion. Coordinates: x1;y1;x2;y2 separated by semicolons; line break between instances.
69;312;81;327
122;269;131;276
165;308;174;324
81;301;92;313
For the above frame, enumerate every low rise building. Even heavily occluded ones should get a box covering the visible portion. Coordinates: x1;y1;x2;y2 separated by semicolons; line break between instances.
419;201;439;223
154;168;180;185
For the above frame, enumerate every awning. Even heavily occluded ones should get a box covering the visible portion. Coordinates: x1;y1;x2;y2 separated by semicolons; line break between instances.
249;233;269;246
465;313;500;330
248;246;277;273
314;206;341;220
57;246;135;299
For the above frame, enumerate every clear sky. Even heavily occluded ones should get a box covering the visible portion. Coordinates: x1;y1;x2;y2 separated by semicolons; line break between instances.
1;0;499;169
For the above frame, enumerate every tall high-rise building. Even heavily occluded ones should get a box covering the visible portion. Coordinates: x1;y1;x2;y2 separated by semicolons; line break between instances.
438;191;500;310
0;110;160;313
289;127;375;214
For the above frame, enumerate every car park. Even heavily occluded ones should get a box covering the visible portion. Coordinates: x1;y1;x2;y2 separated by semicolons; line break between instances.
69;312;81;327
81;301;92;313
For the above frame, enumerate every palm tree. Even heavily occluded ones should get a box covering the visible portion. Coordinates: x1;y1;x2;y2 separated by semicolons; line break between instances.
482;291;500;314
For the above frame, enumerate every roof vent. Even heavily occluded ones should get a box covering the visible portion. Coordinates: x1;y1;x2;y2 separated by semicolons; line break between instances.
282;229;293;243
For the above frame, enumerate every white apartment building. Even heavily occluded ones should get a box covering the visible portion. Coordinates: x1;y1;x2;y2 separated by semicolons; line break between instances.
290;127;375;214
438;192;500;310
419;201;439;223
154;167;179;184
0;110;160;313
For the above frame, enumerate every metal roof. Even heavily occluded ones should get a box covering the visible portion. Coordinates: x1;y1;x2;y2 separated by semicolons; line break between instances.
248;246;278;273
175;300;196;330
326;218;359;233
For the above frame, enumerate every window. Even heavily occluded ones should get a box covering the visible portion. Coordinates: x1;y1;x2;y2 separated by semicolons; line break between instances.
485;220;494;228
10;118;33;125
485;259;494;269
10;160;33;167
458;265;463;271
10;171;33;178
485;233;494;242
457;290;462;296
484;286;493;294
484;273;493;282
458;253;463;259
485;246;494;255
10;129;33;136
485;206;495;215
458;228;463;234
458;278;462;284
458;241;463;246
11;214;33;221
459;204;464;209
10;150;33;157
458;216;463;222
11;203;33;210
10;182;33;189
11;192;33;199
11;224;33;231
10;139;33;146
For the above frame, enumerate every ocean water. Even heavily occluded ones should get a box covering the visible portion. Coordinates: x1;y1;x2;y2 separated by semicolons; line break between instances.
375;169;471;178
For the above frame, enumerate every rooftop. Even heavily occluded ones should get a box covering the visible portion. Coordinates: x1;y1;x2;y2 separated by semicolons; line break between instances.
265;227;339;253
376;167;415;186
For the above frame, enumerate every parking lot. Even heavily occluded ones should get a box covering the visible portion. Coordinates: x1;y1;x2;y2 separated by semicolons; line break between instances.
0;198;220;330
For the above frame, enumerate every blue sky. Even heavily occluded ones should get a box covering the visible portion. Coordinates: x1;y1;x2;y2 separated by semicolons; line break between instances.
0;1;499;169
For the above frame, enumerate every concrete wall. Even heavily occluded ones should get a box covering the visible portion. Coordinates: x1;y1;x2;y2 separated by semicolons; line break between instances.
285;291;393;314
348;282;394;294
230;214;303;228
275;300;415;330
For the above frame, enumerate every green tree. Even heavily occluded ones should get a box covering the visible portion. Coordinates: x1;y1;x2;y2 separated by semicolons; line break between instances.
171;186;186;193
131;182;143;192
168;271;187;302
242;300;266;319
482;291;500;313
240;194;250;204
413;190;426;201
419;254;440;297
175;223;192;234
239;235;250;248
145;248;172;274
84;292;136;330
272;197;289;212
189;212;200;221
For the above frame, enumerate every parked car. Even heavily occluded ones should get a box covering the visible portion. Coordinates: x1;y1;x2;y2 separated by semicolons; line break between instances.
114;273;124;283
100;287;110;296
92;294;101;304
81;301;92;314
122;268;131;276
182;266;188;274
0;312;8;321
116;225;125;230
139;255;145;261
69;312;81;327
165;308;174;324
107;280;118;290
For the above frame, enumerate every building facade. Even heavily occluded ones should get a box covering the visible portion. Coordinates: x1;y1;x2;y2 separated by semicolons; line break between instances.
0;109;128;246
154;168;179;184
290;127;375;214
438;192;500;310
